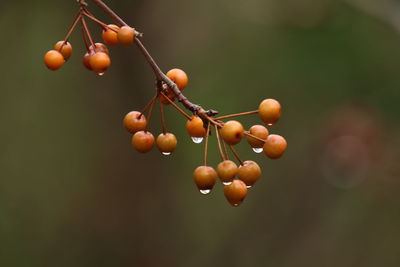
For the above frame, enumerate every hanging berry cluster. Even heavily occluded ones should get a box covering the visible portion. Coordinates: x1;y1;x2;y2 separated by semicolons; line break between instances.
44;0;288;207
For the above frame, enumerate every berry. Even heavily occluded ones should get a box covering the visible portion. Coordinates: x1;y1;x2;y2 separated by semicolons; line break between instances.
237;160;261;186
89;52;111;74
216;160;238;183
156;133;177;154
89;43;109;54
247;125;269;148
123;111;147;134
131;131;154;153
185;116;207;137
259;98;281;125
83;51;94;70
263;134;287;159
102;24;120;46
220;120;244;145
166;68;188;90
193;166;217;192
224;180;248;206
54;41;72;61
117;26;135;46
44;50;65;70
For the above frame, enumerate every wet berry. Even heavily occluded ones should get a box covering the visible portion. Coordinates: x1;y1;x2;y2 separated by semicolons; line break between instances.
44;50;64;70
185;116;207;137
224;180;248;206
89;52;111;74
132;131;154;153
216;160;238;183
220;120;244;145
259;98;281;125
247;125;269;148
193;166;217;192
102;24;120;46
54;41;72;61
118;26;135;46
238;160;261;186
156;133;177;154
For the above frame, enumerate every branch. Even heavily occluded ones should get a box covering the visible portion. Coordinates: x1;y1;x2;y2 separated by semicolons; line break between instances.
89;0;214;118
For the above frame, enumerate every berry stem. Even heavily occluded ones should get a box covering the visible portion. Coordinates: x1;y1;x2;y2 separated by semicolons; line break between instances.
204;123;211;166
144;97;157;132
229;145;244;166
80;16;96;50
140;95;157;118
159;98;167;135
243;131;266;144
81;23;90;51
215;110;259;120
62;11;82;45
159;92;192;120
82;10;109;30
214;125;225;161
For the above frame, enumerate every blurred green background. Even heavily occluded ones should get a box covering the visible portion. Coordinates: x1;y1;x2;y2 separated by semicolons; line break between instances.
1;0;400;266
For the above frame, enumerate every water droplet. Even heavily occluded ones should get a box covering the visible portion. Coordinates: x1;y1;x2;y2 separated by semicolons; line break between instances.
97;72;105;76
162;152;171;156
199;189;211;195
223;182;232;186
246;185;252;189
191;137;204;144
267;123;273;126
252;147;263;153
233;203;239;207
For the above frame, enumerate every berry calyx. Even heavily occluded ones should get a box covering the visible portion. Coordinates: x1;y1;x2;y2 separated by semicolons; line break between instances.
193;166;217;192
117;26;135;46
237;160;261;186
131;131;155;153
156;133;177;154
263;134;287;159
247;125;269;148
166;68;189;90
123;111;147;134
89;52;111;74
185;116;207;137
224;180;248;206
102;24;120;46
54;41;73;61
220;120;244;145
216;160;238;183
259;98;281;125
44;50;65;70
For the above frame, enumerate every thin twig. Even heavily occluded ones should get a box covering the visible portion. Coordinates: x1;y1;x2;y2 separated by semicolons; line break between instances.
215;110;259;120
159;98;167;134
62;11;82;45
80;16;96;49
140;95;157;117
214;125;225;161
160;92;192;120
229;145;244;166
243;131;266;144
219;128;229;160
144;97;156;132
204;123;211;166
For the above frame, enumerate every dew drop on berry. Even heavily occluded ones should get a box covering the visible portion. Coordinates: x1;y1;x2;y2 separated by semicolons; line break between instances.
162;152;171;156
191;137;204;144
97;72;105;76
223;181;232;186
199;189;211;195
233;203;240;207
252;147;263;153
267;123;273;126
246;185;252;189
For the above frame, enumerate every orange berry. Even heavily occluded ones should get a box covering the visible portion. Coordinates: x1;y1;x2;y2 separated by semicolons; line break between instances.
220;120;244;145
247;125;269;148
89;43;109;54
166;68;189;90
117;26;135;46
263;134;287;159
102;24;120;46
54;41;72;61
259;98;281;125
83;51;94;70
123;111;147;134
89;52;111;74
224;180;248;206
216;160;238;183
44;50;64;70
237;160;261;187
131;131;154;153
156;133;177;154
185;116;207;137
193;166;217;193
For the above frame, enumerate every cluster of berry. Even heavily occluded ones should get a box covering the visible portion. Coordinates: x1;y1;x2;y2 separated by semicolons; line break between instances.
43;5;136;75
44;0;287;207
123;68;287;206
